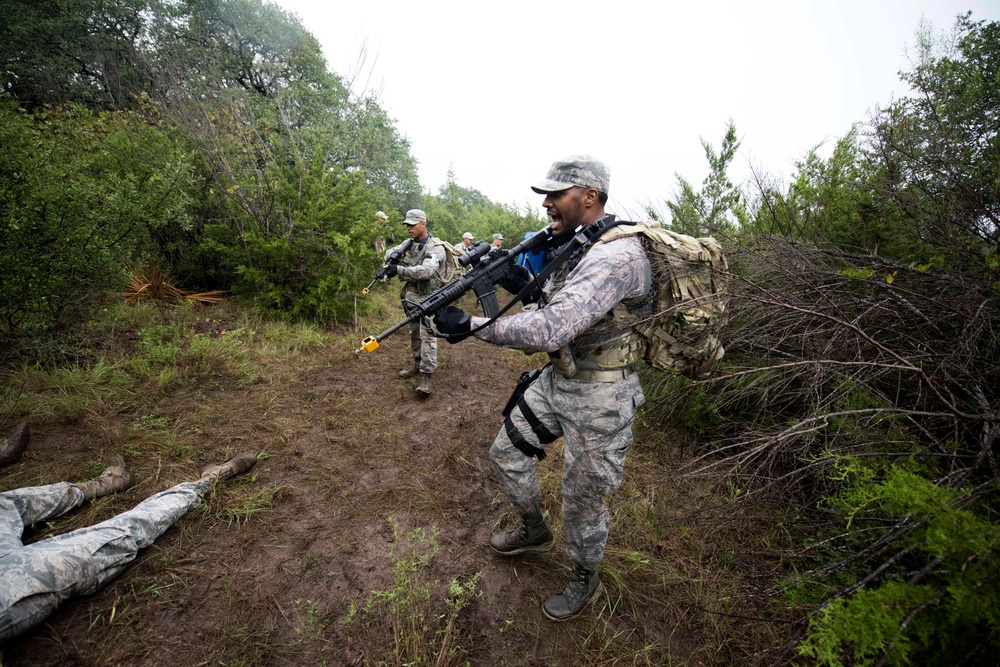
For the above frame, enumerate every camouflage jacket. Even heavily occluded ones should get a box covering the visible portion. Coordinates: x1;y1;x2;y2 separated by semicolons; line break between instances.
385;235;447;302
470;233;651;356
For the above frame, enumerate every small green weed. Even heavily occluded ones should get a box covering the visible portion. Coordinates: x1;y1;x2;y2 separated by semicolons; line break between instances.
136;413;170;430
292;598;329;638
344;516;482;667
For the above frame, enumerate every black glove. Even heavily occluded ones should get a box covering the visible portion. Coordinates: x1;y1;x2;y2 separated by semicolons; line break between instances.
499;264;531;294
433;306;472;343
383;263;398;279
499;264;541;303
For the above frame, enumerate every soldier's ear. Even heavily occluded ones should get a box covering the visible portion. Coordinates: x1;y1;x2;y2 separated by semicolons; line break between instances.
581;187;599;206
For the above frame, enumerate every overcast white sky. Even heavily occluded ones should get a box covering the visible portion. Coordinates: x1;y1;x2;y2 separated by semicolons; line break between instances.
273;0;998;219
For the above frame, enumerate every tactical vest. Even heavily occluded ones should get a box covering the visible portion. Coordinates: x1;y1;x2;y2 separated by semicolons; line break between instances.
399;236;449;300
543;235;652;378
546;220;729;380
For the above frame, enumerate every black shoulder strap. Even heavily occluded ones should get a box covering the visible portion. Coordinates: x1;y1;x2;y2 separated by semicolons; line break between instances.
464;216;635;335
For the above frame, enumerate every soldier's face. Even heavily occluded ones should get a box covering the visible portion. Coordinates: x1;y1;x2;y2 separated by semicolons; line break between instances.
406;221;426;239
542;187;586;235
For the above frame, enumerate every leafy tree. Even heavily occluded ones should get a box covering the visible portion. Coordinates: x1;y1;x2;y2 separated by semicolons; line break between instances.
744;129;913;258
662;120;744;238
421;170;546;249
144;0;420;318
865;13;1000;275
0;102;196;356
0;0;157;109
689;15;1000;666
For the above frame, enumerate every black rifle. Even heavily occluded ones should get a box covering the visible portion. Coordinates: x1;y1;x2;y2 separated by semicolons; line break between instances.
361;238;414;295
356;226;555;354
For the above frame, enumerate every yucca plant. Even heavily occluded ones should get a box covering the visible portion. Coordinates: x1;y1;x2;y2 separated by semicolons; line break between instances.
124;263;226;306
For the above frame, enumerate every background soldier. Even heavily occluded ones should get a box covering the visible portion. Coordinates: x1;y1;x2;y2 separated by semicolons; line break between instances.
490;233;504;249
455;232;475;255
373;211;389;253
382;209;448;397
433;155;650;621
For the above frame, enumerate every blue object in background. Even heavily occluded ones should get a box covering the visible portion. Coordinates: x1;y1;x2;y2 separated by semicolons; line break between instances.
516;232;546;274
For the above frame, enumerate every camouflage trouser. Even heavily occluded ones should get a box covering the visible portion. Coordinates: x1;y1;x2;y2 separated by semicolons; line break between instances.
0;478;213;642
408;316;438;374
489;366;645;570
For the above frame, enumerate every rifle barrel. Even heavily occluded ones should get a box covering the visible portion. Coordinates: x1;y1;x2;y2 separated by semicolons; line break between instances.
356;225;554;354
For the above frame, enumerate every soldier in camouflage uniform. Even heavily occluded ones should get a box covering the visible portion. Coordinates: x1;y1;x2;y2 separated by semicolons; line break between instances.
0;426;257;642
372;210;390;254
454;232;475;255
434;155;651;621
382;209;449;397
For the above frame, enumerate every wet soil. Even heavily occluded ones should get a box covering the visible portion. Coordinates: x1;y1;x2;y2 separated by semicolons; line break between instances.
0;307;784;666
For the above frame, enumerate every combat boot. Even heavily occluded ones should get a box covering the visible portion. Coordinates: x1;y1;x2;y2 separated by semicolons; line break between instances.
77;455;133;500
490;512;555;555
200;453;258;483
542;563;603;622
416;372;433;397
399;359;420;378
0;421;30;467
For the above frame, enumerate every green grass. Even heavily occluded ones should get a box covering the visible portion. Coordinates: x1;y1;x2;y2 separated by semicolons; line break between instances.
209;480;283;527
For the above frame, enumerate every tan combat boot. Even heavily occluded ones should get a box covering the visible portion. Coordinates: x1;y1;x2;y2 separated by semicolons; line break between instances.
489;512;555;555
416;372;433;397
0;421;30;467
77;455;133;500
199;453;258;483
399;359;420;378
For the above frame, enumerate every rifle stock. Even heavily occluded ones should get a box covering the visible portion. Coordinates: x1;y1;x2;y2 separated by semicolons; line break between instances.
356;227;554;354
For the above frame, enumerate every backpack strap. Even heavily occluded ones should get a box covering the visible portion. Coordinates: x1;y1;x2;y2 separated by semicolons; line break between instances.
467;216;632;330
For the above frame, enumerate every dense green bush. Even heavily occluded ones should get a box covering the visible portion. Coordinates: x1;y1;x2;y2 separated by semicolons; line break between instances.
0;102;195;356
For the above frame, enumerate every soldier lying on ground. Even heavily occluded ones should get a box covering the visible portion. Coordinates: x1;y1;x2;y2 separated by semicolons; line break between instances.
0;422;258;642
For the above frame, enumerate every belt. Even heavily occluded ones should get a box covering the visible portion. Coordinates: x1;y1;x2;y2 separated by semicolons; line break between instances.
567;367;635;383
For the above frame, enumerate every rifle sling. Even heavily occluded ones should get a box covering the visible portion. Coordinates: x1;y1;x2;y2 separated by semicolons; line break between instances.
462;215;634;337
516;397;558;444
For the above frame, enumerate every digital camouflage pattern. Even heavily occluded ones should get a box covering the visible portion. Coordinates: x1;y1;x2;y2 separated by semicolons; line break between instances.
0;479;212;641
531;154;611;194
469;236;651;355
406;317;438;373
401;208;427;225
489;366;645;569
385;236;449;373
384;236;448;300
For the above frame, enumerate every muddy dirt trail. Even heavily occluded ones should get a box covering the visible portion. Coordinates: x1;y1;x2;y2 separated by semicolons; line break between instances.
1;309;779;666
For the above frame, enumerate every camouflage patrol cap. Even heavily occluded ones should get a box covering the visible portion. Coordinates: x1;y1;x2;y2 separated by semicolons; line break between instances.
531;154;610;194
402;209;427;225
462;232;474;239
375;210;388;220
493;233;503;241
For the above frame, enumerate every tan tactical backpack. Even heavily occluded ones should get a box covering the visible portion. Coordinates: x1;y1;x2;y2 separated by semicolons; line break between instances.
428;237;462;283
597;220;730;379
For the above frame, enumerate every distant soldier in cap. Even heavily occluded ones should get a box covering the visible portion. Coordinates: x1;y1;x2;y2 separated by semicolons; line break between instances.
373;211;390;253
454;232;475;255
381;209;449;397
433;155;650;621
491;233;504;249
0;423;258;641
